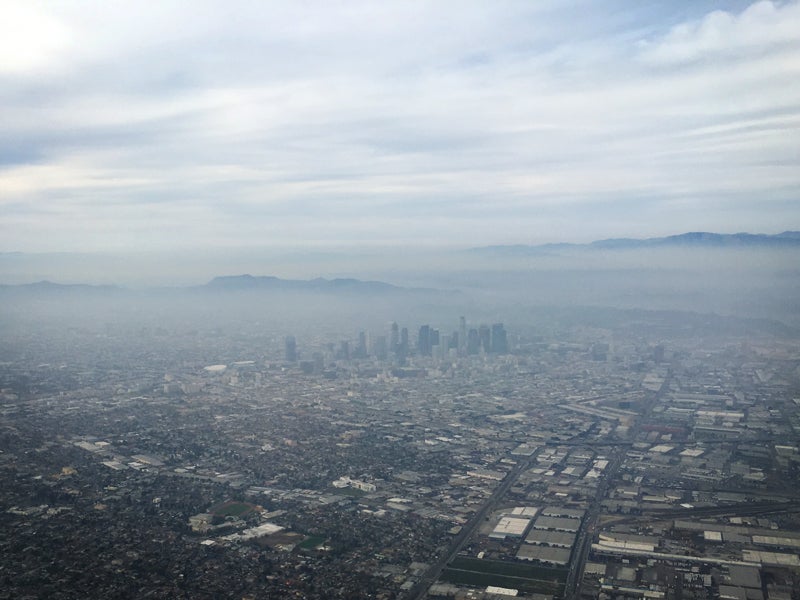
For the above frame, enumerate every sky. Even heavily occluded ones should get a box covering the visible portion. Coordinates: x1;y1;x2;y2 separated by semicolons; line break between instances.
1;0;799;253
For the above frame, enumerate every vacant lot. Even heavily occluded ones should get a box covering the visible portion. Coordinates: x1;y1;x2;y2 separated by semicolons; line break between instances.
441;556;567;595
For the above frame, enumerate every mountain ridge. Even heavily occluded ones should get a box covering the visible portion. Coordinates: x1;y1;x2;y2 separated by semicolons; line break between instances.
0;274;439;295
471;231;800;254
201;274;407;294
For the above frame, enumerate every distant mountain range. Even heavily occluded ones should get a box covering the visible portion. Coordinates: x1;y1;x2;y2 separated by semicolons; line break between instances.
0;280;122;294
471;231;800;254
1;232;798;292
0;274;430;295
201;274;405;294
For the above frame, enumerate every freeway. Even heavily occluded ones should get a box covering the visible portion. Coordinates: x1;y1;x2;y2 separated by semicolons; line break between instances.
566;371;671;599
404;453;537;600
408;372;677;599
563;448;624;599
602;499;800;526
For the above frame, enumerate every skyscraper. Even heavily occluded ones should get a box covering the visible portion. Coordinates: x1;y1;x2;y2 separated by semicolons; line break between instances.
354;331;368;359
467;328;480;355
418;325;432;356
398;327;409;364
285;335;297;362
390;322;399;355
491;323;508;354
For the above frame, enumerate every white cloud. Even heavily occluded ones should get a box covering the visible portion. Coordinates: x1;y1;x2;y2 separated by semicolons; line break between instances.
0;0;798;252
639;1;800;65
0;4;73;74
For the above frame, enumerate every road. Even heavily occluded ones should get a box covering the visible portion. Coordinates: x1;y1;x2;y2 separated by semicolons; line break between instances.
565;371;671;599
563;449;624;599
404;454;536;600
408;372;674;600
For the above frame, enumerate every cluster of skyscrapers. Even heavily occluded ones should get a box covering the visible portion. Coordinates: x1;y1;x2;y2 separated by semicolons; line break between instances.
285;318;508;364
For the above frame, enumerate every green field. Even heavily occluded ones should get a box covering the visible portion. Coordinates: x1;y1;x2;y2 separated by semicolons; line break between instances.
299;535;327;550
450;557;567;582
441;568;564;595
441;557;567;596
209;501;256;517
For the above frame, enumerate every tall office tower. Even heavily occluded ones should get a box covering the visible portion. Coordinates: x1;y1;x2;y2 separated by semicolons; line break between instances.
431;328;440;348
467;328;480;355
479;325;491;354
354;331;368;359
398;327;409;363
338;340;350;361
418;325;432;356
373;335;388;360
491;323;508;354
285;335;298;362
390;322;399;355
459;316;467;355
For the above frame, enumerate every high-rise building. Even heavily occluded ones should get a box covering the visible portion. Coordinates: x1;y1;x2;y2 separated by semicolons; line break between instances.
285;335;297;362
398;328;409;364
479;325;491;354
354;331;368;359
418;325;432;356
467;328;480;355
459;316;467;355
491;323;508;354
390;322;399;355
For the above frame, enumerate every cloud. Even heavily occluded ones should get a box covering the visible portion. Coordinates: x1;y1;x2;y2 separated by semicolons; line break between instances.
0;4;72;74
638;0;800;65
0;0;798;252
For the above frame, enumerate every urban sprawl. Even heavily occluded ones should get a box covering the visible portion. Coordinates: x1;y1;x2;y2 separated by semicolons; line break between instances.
2;314;800;599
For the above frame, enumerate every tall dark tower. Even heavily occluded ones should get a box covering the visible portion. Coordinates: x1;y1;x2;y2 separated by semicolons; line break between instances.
491;323;508;354
418;325;432;356
285;335;297;362
398;327;409;364
354;331;368;359
373;335;388;360
390;322;399;355
459;316;467;355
